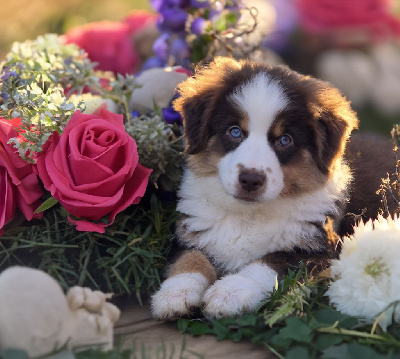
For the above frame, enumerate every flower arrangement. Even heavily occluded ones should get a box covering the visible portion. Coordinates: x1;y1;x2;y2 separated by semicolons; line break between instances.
0;33;184;298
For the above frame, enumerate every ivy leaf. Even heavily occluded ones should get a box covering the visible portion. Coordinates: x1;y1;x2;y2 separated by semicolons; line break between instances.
314;334;346;351
321;343;385;359
286;345;311;359
313;309;358;329
213;321;231;341
184;320;214;336
279;317;313;343
235;314;258;327
177;319;190;333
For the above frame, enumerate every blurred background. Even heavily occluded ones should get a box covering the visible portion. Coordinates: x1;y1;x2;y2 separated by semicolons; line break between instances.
1;0;400;136
0;0;150;58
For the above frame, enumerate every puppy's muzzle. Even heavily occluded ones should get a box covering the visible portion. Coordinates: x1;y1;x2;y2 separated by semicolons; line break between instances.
239;170;266;192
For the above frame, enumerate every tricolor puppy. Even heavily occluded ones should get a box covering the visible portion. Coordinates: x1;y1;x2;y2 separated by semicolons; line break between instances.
151;57;395;320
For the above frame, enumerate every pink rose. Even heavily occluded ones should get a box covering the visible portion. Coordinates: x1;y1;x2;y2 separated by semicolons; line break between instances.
36;109;152;233
297;0;400;40
0;118;43;232
122;10;157;35
65;21;138;75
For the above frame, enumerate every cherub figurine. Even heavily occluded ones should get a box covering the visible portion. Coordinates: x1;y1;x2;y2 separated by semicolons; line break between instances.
0;266;121;357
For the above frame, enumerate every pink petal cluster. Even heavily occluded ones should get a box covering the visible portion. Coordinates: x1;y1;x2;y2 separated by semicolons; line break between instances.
36;109;152;233
0;118;43;233
64;10;156;75
297;0;400;40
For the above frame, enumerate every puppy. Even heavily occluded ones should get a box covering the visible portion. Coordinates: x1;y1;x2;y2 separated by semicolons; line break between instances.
151;57;397;320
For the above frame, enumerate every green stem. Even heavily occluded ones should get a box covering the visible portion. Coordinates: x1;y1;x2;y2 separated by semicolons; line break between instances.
264;343;284;359
317;327;395;344
78;236;95;286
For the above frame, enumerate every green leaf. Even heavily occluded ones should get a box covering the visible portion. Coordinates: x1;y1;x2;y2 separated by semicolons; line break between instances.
0;349;29;359
315;334;346;350
44;349;76;359
186;320;213;336
279;317;313;343
177;319;189;333
321;343;385;359
235;314;258;327
313;309;358;329
34;196;58;213
286;345;311;359
213;14;227;32
213;321;231;341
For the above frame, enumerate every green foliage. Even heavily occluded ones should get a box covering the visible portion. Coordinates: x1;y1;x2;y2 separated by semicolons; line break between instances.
0;339;205;359
178;264;400;358
0;34;98;160
0;193;177;301
125;114;184;192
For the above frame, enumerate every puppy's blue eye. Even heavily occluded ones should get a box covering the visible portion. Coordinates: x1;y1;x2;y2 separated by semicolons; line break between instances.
229;127;242;139
278;134;293;147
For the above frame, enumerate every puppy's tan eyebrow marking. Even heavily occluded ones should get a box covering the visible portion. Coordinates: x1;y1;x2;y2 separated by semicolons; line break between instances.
270;115;286;138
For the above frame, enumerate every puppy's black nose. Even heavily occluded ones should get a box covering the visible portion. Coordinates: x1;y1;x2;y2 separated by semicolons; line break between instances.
239;171;266;192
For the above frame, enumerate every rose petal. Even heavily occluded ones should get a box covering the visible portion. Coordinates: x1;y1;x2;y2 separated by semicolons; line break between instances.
68;217;107;233
0;168;16;228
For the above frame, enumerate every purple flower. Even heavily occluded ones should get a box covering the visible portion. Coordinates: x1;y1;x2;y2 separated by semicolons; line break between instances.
150;0;164;11
190;0;210;8
191;17;207;35
158;8;188;32
141;56;166;70
162;105;182;124
153;33;171;61
171;38;190;65
131;110;141;118
2;70;18;80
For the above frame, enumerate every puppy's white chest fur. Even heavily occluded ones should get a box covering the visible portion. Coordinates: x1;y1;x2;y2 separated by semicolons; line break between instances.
178;167;350;272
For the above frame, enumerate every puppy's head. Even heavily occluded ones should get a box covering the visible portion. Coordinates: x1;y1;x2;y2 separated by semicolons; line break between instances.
174;57;358;202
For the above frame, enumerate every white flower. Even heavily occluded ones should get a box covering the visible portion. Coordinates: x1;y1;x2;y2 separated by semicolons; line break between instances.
327;215;400;328
129;67;188;113
68;94;117;114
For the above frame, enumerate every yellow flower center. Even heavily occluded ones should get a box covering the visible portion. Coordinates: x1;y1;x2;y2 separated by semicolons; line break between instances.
364;257;389;277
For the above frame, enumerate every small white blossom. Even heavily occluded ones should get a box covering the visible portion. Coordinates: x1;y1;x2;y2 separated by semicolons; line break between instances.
328;215;400;329
68;94;118;114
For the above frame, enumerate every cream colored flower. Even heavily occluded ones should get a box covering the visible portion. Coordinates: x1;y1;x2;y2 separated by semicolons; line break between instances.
68;93;118;114
327;215;400;327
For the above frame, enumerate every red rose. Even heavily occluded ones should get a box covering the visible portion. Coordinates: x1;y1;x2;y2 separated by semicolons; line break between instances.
297;0;400;40
0;118;43;232
65;21;138;75
36;109;152;233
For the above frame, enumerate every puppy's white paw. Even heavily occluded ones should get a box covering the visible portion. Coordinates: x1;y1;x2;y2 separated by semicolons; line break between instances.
151;273;209;320
202;263;277;319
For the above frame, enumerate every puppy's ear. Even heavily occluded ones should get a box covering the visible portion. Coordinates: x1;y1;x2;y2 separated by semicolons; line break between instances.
173;57;241;154
174;92;209;154
312;84;359;174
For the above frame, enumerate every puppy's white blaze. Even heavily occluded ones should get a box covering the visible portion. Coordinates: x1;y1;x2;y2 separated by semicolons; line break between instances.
219;73;288;201
203;263;277;318
230;72;288;133
218;134;284;200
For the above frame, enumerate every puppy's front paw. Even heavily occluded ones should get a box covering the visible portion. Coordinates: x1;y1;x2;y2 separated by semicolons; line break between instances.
202;263;277;319
151;273;209;320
